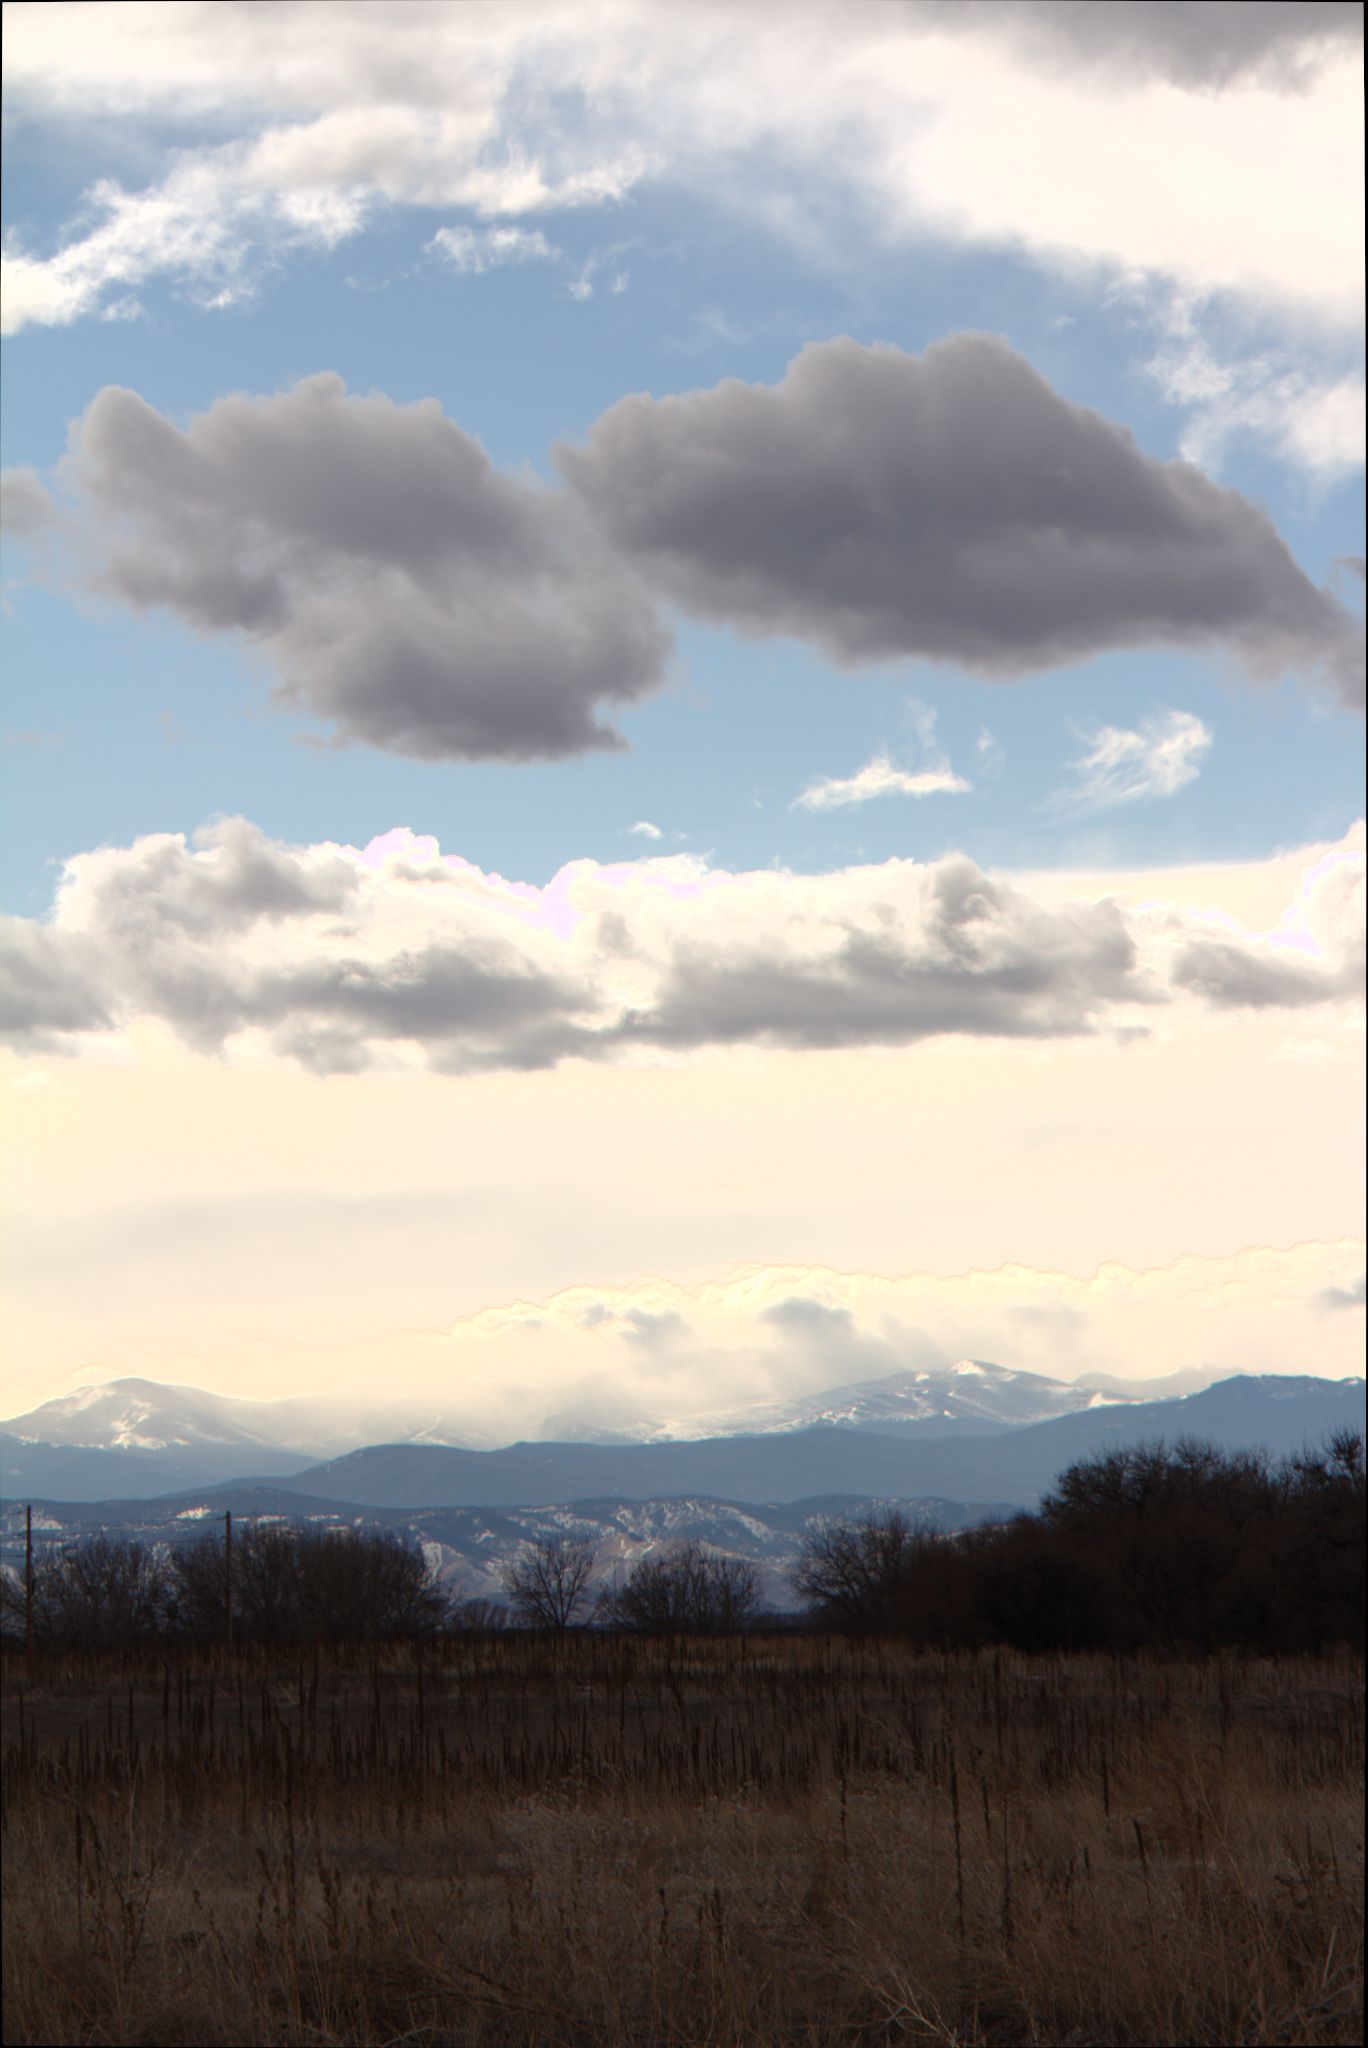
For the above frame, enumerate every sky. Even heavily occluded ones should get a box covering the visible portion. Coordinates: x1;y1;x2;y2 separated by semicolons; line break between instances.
0;1;1363;1438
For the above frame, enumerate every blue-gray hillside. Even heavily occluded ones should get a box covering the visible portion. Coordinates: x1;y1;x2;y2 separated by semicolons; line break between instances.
0;1491;1017;1611
0;1437;316;1503
243;1375;1365;1510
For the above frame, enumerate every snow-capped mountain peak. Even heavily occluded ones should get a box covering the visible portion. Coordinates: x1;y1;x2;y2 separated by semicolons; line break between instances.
574;1358;1122;1444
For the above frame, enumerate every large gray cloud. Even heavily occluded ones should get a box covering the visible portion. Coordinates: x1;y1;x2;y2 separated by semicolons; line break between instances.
950;2;1362;90
30;342;1367;757
61;375;670;761
0;468;56;539
36;339;1364;773
2;819;1362;1073
560;335;1364;706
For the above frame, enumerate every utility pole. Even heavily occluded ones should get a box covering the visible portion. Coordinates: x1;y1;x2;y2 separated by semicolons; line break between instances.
24;1505;34;1658
224;1509;234;1655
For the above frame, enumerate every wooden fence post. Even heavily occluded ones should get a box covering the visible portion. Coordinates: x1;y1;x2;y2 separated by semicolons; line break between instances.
25;1504;34;1659
225;1509;234;1655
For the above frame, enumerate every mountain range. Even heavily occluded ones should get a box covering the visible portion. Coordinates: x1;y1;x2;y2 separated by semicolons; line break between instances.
1;1356;1232;1483
1;1366;1361;1508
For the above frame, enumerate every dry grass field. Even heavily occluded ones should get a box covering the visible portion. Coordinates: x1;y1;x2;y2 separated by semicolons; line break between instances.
2;1635;1362;2046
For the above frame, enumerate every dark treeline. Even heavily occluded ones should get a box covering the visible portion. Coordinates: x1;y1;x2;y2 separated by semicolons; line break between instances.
799;1432;1366;1654
2;1523;449;1649
3;1431;1363;1652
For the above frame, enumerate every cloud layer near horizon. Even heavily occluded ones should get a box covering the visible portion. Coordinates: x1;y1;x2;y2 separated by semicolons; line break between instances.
8;337;1362;763
2;819;1362;1073
15;1240;1358;1447
420;1238;1368;1443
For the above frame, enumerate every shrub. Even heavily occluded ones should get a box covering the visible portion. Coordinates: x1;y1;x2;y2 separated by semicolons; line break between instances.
600;1542;763;1634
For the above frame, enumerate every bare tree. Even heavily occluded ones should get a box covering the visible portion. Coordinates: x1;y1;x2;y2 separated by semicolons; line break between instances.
170;1523;450;1642
599;1542;763;1635
501;1535;597;1631
792;1508;922;1633
3;1536;171;1647
289;1526;450;1640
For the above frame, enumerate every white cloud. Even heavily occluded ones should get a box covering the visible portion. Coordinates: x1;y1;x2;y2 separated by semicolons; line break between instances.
1;151;266;333
2;3;1360;335
1054;709;1212;814
1145;306;1366;480
794;755;970;812
628;820;663;839
427;223;557;273
794;702;971;811
1281;377;1368;475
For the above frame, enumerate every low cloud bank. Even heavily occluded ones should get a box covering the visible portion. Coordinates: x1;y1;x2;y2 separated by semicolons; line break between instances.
378;1239;1368;1444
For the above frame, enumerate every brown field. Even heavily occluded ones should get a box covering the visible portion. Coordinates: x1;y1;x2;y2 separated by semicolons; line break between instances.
2;1636;1362;2047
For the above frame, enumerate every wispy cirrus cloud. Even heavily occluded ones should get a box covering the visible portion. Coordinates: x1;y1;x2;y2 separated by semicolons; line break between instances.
975;727;1006;779
427;224;558;273
794;756;970;812
794;703;971;811
1052;709;1213;814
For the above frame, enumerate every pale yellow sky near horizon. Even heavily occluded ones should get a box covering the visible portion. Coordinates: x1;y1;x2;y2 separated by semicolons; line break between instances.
2;819;1359;1425
1;833;1363;1425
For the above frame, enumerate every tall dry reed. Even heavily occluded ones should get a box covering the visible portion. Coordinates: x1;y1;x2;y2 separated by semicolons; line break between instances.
3;1636;1362;2045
